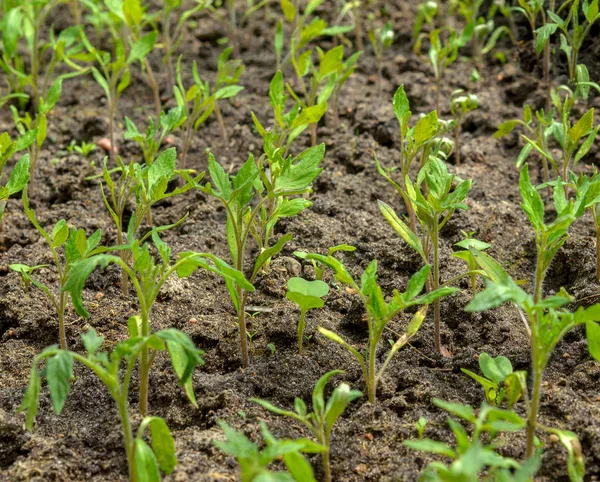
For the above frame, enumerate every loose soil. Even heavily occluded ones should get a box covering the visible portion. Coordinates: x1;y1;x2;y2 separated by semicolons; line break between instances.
1;1;600;481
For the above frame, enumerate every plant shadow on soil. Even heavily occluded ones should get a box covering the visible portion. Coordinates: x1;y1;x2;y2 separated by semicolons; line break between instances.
1;1;600;481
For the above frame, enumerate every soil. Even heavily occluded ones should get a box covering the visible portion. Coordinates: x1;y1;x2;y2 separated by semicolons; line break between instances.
1;1;600;481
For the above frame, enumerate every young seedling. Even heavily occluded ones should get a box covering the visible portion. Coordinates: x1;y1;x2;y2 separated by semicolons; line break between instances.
466;167;600;460
287;44;348;145
286;277;329;353
515;0;552;106
13;187;102;350
160;0;208;93
214;421;326;482
405;399;542;480
329;51;362;129
174;47;244;169
413;1;438;41
376;85;452;232
68;140;97;159
93;148;203;294
0;3;88;110
251;71;325;155
450;90;478;166
452;232;490;297
466;274;600;466
0;132;33;225
519;92;598;185
19;328;203;481
546;0;600;88
461;352;525;407
378;156;472;355
63;231;250;416
252;370;362;482
124;107;187;166
295;253;455;403
10;76;64;186
494;103;556;192
80;29;136;162
368;20;394;96
192;142;325;367
415;24;474;112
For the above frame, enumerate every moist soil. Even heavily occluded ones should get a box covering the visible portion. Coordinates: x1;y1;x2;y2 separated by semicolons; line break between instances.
1;1;600;481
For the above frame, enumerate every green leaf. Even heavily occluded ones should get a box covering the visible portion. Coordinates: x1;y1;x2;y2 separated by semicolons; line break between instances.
148;417;177;474
166;341;198;408
393;85;411;134
18;361;42;430
63;255;122;318
5;155;30;196
519;164;545;230
494;120;517;138
148;148;176;191
46;351;74;414
324;382;361;431
274;144;325;193
134;439;161;482
586;322;600;361
479;353;512;384
404;439;456;458
404;265;430;300
312;369;341;416
534;23;558;54
414;111;439;145
2;8;22;57
378;200;425;260
319;45;344;77
44;77;63;113
570;109;594;144
176;252;254;292
215;85;244;99
127;31;157;64
207;154;231;200
82;329;104;355
433;398;476;423
252;233;293;279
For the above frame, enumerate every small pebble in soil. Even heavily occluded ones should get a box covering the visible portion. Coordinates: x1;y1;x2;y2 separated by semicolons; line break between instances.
549;434;559;444
189;318;197;324
97;138;115;153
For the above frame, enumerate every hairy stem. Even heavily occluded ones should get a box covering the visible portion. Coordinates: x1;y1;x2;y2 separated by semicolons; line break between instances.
368;337;377;404
214;102;227;141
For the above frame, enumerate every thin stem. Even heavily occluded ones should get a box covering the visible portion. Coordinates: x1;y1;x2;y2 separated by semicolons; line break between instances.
58;291;67;350
454;117;461;166
368;336;376;404
214;102;227;141
297;310;307;354
309;123;317;146
526;362;542;458
138;308;151;416
432;218;441;354
142;58;161;120
596;221;600;282
117;395;136;482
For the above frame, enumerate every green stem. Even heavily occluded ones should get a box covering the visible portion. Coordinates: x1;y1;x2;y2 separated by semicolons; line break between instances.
432;218;442;354
297;310;307;354
368;337;376;404
526;361;542;458
596;223;600;283
139;309;151;416
117;395;136;482
58;290;67;350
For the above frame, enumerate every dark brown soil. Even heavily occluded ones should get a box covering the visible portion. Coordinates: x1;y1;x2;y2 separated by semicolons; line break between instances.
1;1;600;481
